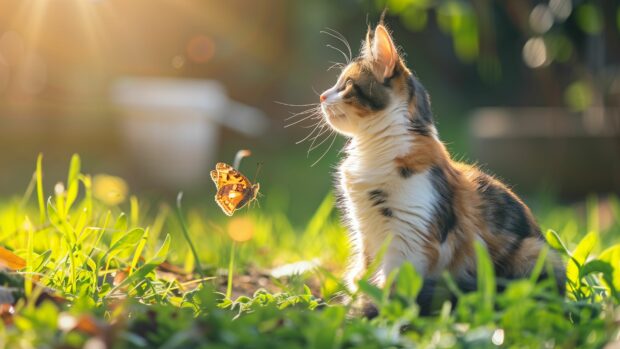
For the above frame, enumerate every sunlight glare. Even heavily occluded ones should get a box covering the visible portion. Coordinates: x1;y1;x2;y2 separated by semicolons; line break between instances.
492;329;505;346
228;216;255;242
186;35;215;63
549;0;572;21
529;4;554;34
0;31;25;67
522;37;548;68
0;57;9;94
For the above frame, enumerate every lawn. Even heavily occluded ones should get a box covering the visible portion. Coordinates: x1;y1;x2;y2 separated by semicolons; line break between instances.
0;154;619;348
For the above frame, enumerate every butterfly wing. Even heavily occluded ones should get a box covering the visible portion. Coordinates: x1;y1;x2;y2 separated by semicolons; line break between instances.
211;163;234;185
211;162;254;216
236;183;260;210
214;184;243;216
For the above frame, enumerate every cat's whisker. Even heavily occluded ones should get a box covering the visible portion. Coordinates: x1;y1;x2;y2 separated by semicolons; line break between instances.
332;104;348;118
285;115;318;128
286;114;318;125
327;61;345;72
275;101;318;107
336;142;347;156
285;109;316;120
310;131;337;167
296;120;324;144
301;118;323;129
284;111;322;128
306;123;329;150
308;127;329;156
324;27;351;53
308;124;330;148
308;127;335;152
323;27;352;63
326;44;350;67
307;124;329;154
284;106;320;122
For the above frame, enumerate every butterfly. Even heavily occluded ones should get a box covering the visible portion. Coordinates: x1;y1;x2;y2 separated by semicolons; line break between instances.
210;162;260;216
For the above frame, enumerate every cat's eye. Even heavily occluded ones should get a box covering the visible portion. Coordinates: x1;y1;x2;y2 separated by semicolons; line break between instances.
342;79;354;92
337;78;354;93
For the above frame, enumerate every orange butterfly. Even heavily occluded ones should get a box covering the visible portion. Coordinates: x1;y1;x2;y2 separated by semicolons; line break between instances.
210;162;260;216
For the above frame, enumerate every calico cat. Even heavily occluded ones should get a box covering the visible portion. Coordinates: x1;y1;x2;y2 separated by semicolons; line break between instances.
318;23;565;314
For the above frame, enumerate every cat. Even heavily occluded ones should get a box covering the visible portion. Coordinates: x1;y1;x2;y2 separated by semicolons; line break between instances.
318;22;565;315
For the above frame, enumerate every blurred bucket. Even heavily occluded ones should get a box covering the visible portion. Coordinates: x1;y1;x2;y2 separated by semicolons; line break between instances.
111;77;267;189
469;107;620;197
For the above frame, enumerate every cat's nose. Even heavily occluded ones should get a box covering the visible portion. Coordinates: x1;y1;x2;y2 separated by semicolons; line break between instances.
320;93;327;103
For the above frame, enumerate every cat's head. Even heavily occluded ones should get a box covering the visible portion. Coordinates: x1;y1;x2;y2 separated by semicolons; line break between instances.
320;24;433;137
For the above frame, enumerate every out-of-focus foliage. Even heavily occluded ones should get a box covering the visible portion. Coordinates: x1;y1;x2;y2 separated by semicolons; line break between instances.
380;0;619;112
0;155;619;348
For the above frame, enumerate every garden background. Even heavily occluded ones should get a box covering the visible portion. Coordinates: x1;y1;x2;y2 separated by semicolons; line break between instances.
0;1;619;348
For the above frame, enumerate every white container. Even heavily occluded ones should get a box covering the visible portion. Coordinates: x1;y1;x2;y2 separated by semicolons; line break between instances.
111;77;267;188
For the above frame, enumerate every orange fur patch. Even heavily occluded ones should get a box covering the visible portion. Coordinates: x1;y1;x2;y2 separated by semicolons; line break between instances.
395;138;488;276
443;164;483;275
394;137;450;174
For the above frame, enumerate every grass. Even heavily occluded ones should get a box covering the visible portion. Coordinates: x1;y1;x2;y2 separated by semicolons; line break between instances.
0;154;619;348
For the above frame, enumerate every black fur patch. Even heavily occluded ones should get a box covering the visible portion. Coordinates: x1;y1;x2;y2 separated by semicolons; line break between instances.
407;76;434;136
494;235;525;276
368;189;387;206
349;65;389;111
362;301;379;319
380;207;393;217
475;173;548;280
429;166;456;243
406;75;415;101
382;66;401;86
416;277;477;316
408;118;431;136
352;83;385;110
413;79;433;125
499;192;532;238
398;166;413;178
475;174;535;239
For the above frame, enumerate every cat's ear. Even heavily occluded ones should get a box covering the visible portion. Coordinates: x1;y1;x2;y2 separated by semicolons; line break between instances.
367;25;399;80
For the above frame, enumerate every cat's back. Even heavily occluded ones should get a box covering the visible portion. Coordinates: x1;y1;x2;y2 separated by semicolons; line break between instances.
452;162;562;279
454;162;542;239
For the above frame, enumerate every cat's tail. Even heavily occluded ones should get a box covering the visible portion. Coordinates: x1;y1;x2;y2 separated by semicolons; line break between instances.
412;277;485;316
417;267;566;316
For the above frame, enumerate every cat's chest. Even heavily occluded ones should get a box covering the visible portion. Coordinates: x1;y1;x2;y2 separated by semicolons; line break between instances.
339;158;438;256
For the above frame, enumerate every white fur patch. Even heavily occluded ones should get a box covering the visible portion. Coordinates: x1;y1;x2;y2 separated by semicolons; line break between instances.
337;101;441;285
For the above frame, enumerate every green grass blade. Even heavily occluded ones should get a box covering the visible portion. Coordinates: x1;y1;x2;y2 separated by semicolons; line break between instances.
104;227;145;261
35;153;45;224
226;242;236;300
65;154;81;215
474;240;495;320
25;216;34;297
107;234;171;297
303;192;334;238
130;228;149;274
175;192;205;281
130;195;139;227
567;231;598;294
545;229;571;255
597;244;620;301
395;262;422;300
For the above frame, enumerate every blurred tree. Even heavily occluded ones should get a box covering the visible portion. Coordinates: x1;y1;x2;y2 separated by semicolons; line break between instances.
376;0;620;117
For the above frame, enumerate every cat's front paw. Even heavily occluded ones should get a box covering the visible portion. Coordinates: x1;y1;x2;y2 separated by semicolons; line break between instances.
347;294;379;319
